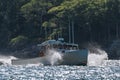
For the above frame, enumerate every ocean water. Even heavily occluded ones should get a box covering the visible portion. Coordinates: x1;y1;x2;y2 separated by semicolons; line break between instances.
0;49;119;80
0;61;119;80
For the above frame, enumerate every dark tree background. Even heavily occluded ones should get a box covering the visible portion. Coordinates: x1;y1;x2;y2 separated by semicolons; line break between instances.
0;0;120;50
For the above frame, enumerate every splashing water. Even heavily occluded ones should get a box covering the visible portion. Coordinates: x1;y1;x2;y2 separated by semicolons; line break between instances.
0;55;17;65
11;49;63;66
87;48;108;66
0;48;108;66
45;49;63;65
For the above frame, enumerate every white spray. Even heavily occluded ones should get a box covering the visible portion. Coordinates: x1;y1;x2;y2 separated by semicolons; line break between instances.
45;49;63;65
11;49;63;66
0;55;17;65
87;47;108;66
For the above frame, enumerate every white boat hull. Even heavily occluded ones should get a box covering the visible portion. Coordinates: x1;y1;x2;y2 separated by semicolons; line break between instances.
12;49;88;65
60;49;88;65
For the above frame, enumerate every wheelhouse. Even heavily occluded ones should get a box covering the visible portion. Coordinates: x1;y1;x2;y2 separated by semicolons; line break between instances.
37;40;79;50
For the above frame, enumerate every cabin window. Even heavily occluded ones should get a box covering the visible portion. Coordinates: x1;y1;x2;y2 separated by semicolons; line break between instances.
63;45;78;50
51;44;78;50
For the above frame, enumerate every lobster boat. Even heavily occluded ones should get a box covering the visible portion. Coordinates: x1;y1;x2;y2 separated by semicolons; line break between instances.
37;38;88;65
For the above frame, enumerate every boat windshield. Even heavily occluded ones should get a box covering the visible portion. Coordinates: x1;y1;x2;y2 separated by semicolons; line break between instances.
38;40;79;50
52;44;79;50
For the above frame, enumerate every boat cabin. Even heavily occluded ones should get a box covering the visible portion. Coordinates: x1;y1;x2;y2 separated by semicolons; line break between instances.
37;39;79;57
37;40;79;50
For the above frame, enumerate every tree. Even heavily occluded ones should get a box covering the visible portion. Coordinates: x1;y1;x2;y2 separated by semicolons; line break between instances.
48;0;107;43
21;0;53;38
0;0;29;47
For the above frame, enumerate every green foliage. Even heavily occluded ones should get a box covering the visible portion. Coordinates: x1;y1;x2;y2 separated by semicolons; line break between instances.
0;0;120;49
42;21;56;28
48;0;120;43
21;0;53;21
9;35;28;47
20;0;54;38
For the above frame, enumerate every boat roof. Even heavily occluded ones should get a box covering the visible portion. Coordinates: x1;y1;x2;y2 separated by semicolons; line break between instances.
37;40;78;47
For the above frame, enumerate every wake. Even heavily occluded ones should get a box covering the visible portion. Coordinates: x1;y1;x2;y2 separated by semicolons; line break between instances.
11;49;63;65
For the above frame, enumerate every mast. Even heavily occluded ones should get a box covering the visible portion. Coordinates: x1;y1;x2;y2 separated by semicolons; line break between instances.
116;23;119;39
45;27;47;39
72;20;74;44
68;18;71;43
68;16;75;43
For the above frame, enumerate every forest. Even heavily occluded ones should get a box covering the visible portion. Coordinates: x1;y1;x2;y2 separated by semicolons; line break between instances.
0;0;120;52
